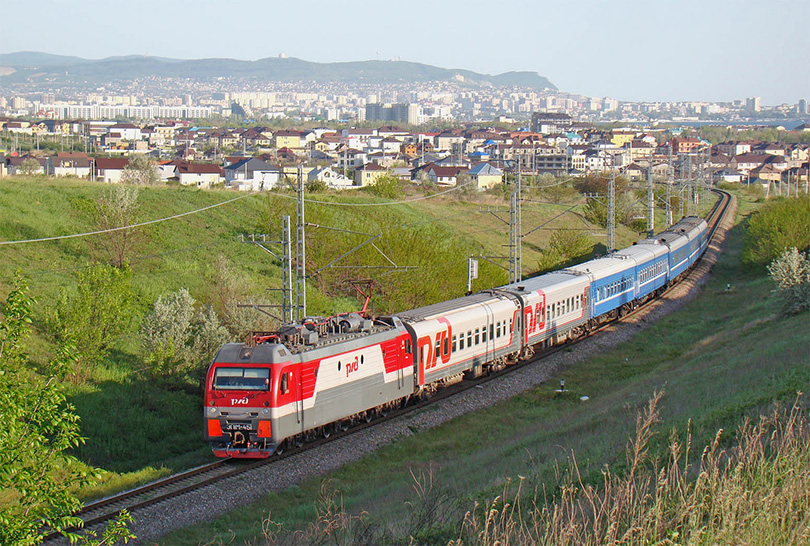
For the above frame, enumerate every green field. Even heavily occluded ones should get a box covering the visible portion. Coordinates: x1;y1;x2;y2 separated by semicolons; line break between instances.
159;189;810;544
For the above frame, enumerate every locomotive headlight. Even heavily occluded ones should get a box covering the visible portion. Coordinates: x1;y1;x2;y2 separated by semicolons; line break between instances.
208;407;218;416
262;408;269;415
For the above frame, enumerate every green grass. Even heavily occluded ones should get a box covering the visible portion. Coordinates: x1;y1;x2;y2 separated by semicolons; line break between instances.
159;189;809;544
2;176;649;501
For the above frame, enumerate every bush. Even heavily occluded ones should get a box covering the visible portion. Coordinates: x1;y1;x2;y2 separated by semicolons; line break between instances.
767;247;810;316
140;288;230;384
364;174;402;200
743;196;810;265
51;264;136;375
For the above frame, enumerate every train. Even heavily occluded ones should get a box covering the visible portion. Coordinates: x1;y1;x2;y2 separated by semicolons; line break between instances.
204;215;709;458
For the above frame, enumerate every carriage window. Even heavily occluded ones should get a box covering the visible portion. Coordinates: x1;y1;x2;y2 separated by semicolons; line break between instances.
452;335;457;352
482;328;487;343
475;328;480;345
496;323;501;337
443;337;450;355
490;324;494;339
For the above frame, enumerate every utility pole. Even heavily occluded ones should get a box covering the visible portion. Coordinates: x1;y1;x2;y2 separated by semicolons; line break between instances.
295;164;307;322
646;158;655;237
281;216;293;324
607;157;616;253
508;169;523;283
239;215;294;324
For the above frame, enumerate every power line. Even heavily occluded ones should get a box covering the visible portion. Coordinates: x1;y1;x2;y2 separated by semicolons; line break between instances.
0;193;257;247
264;180;475;207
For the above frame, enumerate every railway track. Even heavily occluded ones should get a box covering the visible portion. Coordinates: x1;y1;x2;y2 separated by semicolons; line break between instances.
46;189;731;543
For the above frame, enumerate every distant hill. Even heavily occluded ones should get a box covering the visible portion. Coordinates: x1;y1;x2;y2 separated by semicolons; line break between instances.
0;52;556;90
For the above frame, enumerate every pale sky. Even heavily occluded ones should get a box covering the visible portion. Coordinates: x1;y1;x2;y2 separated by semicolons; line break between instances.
2;0;807;105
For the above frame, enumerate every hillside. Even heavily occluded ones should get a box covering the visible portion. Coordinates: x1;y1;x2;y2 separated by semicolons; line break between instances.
1;176;651;488
159;189;810;544
0;51;556;89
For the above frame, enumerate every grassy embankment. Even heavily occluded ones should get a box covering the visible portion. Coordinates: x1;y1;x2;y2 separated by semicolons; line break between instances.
161;188;809;544
0;176;651;500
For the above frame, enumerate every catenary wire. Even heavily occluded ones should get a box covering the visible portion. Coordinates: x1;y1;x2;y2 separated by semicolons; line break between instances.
0;193;257;247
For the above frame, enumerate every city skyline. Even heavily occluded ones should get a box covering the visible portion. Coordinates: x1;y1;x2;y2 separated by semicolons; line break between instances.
1;0;807;106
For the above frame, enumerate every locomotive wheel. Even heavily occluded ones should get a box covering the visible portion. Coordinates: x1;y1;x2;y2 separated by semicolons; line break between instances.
274;441;285;455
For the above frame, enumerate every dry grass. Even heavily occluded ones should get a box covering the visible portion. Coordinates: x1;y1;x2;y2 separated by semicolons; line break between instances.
452;391;810;545
248;391;810;545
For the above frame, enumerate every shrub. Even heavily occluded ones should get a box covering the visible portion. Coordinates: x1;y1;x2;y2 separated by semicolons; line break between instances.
51;264;136;374
364;173;402;200
767;247;810;315
743;196;810;265
140;288;230;384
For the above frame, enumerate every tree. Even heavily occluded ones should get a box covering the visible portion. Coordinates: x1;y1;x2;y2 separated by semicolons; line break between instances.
92;185;141;268
120;154;159;186
0;275;134;544
17;157;42;176
768;247;810;316
140;288;230;383
51;264;136;373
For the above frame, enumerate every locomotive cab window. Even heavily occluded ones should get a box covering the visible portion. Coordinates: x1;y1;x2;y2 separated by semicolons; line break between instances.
213;367;270;391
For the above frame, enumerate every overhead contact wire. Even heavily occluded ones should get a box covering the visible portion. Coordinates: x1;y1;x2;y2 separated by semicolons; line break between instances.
0;193;256;247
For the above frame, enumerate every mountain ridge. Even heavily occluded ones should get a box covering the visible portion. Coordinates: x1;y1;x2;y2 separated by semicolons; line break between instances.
0;51;556;90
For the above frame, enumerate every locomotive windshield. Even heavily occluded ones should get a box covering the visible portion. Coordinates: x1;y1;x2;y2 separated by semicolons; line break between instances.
212;367;270;391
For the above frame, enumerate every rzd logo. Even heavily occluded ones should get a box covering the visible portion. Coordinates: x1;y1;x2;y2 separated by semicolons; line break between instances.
230;397;249;405
346;356;360;377
419;318;453;371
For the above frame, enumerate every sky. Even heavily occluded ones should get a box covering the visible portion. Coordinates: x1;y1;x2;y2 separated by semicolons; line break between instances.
2;0;807;105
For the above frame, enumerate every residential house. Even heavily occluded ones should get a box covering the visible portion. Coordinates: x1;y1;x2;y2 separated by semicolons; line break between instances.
353;162;386;186
274;129;305;149
670;137;706;154
425;163;468;186
224;158;282;191
53;153;92;177
714;167;744;183
108;123;142;142
341;128;376;149
715;141;751;157
308;166;353;189
624;163;645;180
468;162;503;190
177;163;223;188
610;129;636;147
95;157;130;183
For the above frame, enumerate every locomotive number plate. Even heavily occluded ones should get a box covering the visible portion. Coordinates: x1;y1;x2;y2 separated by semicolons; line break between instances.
225;422;252;431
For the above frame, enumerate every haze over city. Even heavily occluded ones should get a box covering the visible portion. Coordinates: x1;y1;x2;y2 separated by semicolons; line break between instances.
1;0;807;105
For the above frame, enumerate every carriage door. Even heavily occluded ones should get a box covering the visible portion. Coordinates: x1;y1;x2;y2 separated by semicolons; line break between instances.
295;368;304;433
483;304;494;362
